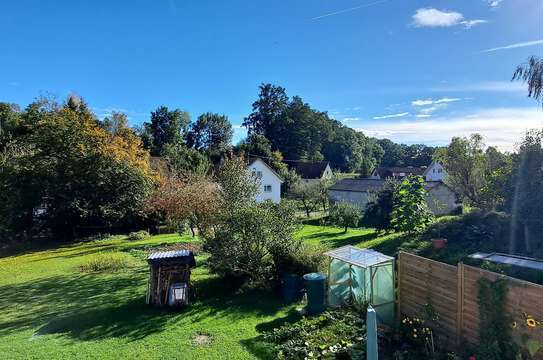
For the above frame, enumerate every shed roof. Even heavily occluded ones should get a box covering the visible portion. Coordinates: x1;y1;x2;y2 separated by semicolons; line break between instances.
148;250;196;267
329;179;386;192
324;245;394;268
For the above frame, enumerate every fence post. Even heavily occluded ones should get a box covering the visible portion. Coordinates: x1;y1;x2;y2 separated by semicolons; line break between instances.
456;262;464;346
397;252;402;322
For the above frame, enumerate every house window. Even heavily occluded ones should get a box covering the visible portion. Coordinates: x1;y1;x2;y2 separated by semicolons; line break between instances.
256;171;263;178
438;169;443;173
264;185;272;192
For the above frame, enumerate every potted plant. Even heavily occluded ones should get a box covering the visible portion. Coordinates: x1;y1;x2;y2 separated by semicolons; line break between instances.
430;200;447;250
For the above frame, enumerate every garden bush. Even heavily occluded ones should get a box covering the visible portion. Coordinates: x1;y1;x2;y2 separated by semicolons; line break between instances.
328;202;362;233
126;230;150;241
205;200;302;287
276;243;327;276
78;252;132;273
263;307;366;359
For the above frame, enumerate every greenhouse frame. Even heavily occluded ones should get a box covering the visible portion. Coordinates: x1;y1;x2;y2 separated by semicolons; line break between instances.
324;245;395;324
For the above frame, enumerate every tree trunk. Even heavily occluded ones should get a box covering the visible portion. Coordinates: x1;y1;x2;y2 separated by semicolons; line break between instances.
344;226;348;234
302;200;311;218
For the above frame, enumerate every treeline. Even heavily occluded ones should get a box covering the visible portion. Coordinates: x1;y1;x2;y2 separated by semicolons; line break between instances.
0;84;435;242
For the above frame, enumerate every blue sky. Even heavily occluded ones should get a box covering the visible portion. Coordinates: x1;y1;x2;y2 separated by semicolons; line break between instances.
1;0;542;150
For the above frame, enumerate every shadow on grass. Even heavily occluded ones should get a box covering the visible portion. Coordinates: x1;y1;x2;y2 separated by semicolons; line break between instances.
242;309;302;360
0;267;286;343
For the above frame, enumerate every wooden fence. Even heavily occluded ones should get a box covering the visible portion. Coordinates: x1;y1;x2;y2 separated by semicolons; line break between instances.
398;251;543;350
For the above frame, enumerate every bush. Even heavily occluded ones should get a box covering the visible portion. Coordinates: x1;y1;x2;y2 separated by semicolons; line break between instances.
79;253;132;273
329;202;362;233
205;200;302;286
127;230;150;241
391;176;434;234
263;307;366;359
276;244;327;276
362;179;398;231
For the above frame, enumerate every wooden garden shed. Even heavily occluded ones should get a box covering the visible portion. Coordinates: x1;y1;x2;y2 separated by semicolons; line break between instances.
146;250;196;307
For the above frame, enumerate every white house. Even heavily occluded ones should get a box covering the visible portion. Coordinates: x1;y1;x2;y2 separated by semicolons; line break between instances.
248;158;283;203
423;161;447;182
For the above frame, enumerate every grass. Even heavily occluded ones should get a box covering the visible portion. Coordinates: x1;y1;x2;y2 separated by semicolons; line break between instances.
0;226;408;359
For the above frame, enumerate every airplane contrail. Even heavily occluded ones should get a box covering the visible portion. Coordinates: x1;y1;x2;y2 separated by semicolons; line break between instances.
311;0;389;20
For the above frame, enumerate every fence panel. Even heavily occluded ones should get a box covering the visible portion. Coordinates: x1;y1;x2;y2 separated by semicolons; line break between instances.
399;251;543;355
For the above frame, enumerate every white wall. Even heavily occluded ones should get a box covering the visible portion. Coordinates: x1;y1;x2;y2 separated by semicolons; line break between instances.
425;162;447;182
249;159;282;203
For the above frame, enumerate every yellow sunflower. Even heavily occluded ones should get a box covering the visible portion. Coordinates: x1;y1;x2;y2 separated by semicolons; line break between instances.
527;317;537;328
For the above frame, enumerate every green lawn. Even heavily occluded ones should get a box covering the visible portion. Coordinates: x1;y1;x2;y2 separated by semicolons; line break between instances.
0;226;408;359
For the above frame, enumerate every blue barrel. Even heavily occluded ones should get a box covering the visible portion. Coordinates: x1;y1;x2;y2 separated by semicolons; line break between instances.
281;274;303;303
303;272;327;314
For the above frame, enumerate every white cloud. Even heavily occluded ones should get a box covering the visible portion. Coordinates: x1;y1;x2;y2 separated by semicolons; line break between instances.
412;8;486;29
487;0;504;7
482;39;543;53
462;19;488;29
412;97;462;106
430;81;525;93
416;114;433;118
356;107;543;151
373;112;409;120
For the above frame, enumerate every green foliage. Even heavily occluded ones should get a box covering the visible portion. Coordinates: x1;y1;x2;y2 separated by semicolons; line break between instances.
362;179;399;231
376;139;436;168
243;83;383;174
290;180;322;217
508;129;543;254
0;97;155;240
205;200;302;286
276;243;327;276
126;230;150;241
390;176;433;234
142;106;190;156
437;134;511;210
477;277;517;360
263;308;366;359
78;252;132;273
161;142;210;178
328;202;362;233
186;112;233;155
513;56;543;108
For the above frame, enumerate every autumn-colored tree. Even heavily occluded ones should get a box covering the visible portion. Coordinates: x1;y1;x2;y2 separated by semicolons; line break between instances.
0;96;156;240
145;174;219;237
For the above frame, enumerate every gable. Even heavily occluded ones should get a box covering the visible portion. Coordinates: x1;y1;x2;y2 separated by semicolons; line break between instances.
248;158;283;183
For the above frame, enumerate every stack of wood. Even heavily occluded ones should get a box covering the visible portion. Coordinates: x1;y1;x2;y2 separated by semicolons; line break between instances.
146;250;196;307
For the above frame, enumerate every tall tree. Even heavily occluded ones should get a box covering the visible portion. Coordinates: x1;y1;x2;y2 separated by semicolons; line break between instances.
1;96;155;240
508;129;543;253
437;134;488;208
243;83;288;135
187;112;233;153
0;103;21;150
143;106;190;156
513;56;543;108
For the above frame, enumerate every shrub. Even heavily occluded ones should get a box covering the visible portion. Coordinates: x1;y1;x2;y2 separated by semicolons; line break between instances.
329;202;362;233
79;253;132;273
205;200;302;286
263;307;366;359
276;244;327;276
362;179;399;231
127;230;150;241
390;176;433;234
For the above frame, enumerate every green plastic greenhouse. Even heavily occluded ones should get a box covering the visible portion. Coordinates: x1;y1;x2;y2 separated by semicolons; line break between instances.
324;245;395;324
